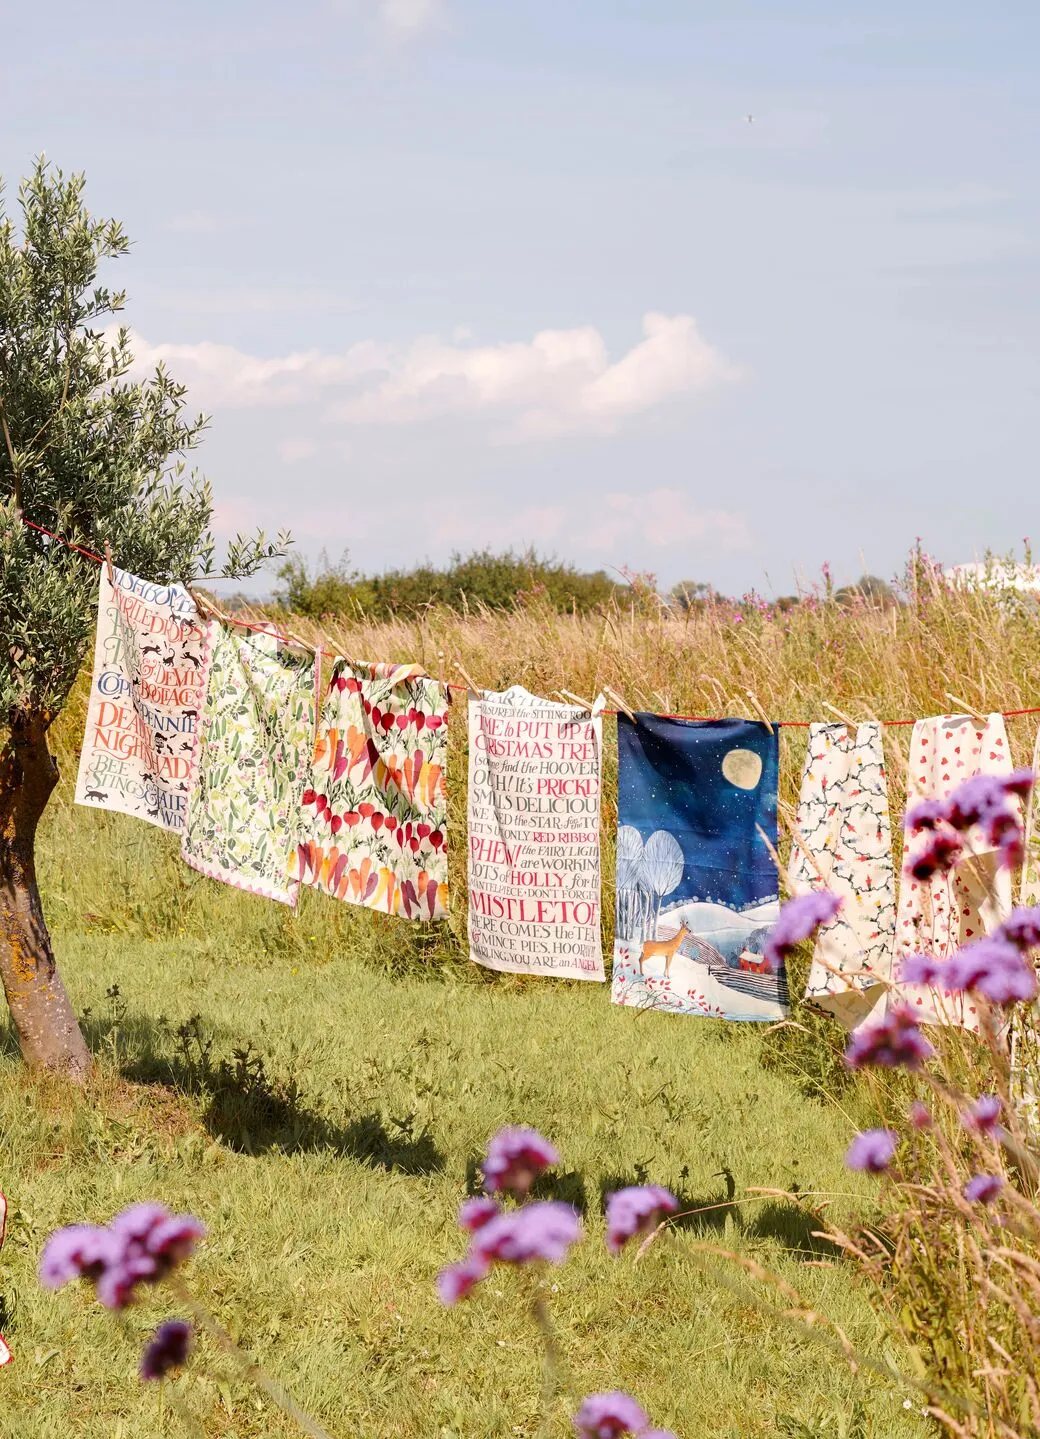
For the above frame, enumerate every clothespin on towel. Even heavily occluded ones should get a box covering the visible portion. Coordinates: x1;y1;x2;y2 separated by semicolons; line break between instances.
557;687;594;711
103;540;115;587
745;689;775;736
603;685;637;723
945;693;989;726
453;660;483;701
822;701;859;728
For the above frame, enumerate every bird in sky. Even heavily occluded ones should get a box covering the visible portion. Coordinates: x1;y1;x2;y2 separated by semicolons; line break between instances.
746;113;754;123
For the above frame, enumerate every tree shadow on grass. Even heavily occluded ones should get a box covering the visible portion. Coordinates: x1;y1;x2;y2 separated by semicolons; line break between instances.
80;1009;445;1176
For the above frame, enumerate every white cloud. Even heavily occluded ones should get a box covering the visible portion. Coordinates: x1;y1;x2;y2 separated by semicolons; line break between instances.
126;312;740;441
378;0;442;37
584;488;752;552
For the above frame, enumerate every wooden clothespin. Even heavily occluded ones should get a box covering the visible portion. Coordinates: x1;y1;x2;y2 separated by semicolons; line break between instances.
822;701;858;728
558;687;595;712
103;540;115;587
453;659;483;700
604;685;638;723
745;689;775;736
945;692;988;725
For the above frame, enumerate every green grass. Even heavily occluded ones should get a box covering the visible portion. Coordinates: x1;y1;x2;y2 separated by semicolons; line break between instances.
0;769;934;1438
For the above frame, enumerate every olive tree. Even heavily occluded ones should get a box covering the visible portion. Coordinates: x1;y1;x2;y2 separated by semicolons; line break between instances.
0;161;286;1078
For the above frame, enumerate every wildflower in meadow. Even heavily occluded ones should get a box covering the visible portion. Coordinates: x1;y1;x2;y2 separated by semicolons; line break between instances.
905;799;946;832
483;1127;560;1199
964;1095;1004;1136
998;906;1040;951
470;1201;582;1267
898;953;948;988
763;890;842;971
140;1320;192;1382
573;1391;650;1437
845;1129;898;1174
844;1005;934;1071
947;937;1038;1005
907;831;963;882
39;1203;205;1311
458;1197;500;1232
604;1187;679;1255
436;1255;489;1305
963;1173;1004;1205
909;1101;932;1130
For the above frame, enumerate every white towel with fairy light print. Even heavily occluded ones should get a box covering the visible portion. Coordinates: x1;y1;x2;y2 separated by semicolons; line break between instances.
790;723;896;1028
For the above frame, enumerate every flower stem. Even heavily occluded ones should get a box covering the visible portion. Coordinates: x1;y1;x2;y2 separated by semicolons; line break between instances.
531;1289;566;1438
168;1280;338;1439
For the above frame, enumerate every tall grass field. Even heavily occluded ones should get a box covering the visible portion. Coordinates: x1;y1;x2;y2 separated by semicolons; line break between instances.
3;565;1038;1436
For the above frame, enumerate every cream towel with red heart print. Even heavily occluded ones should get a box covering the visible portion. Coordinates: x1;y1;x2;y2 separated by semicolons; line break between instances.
0;1190;10;1366
894;713;1016;1031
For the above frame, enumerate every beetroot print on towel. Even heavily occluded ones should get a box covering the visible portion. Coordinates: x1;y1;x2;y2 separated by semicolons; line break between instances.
611;715;787;1022
893;712;1017;1030
791;722;896;1028
467;687;604;980
182;624;318;907
75;566;206;831
294;661;448;920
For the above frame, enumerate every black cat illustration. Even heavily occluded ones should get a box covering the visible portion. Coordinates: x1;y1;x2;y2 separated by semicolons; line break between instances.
84;788;107;802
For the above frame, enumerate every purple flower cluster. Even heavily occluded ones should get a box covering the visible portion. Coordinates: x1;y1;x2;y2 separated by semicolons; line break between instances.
964;1094;1003;1136
604;1187;679;1255
964;1173;1004;1205
906;771;1033;873
438;1129;581;1306
39;1203;205;1311
763;890;843;972
998;906;1040;951
573;1391;677;1439
899;939;1037;1007
845;1129;899;1174
844;1004;935;1071
140;1320;193;1381
483;1127;560;1200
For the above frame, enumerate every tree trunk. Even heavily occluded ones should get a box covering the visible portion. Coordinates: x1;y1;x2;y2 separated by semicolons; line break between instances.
0;709;91;1079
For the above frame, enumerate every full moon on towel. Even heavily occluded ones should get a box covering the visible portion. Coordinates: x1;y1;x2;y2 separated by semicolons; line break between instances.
721;748;762;790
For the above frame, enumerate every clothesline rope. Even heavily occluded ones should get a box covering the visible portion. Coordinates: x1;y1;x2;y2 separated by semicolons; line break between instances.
17;513;1040;728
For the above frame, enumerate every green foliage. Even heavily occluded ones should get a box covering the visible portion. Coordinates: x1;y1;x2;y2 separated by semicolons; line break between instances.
275;547;624;620
0;160;287;718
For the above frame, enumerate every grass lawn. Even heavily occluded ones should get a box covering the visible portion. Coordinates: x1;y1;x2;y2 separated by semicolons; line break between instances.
0;709;938;1437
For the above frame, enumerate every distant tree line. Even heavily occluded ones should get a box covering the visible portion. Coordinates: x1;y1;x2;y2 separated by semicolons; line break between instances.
275;549;627;619
272;552;900;621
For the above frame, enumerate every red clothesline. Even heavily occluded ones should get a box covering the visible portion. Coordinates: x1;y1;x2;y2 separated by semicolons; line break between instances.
17;513;1040;729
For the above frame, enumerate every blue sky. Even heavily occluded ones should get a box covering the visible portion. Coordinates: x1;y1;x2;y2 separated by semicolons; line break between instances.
4;2;1039;594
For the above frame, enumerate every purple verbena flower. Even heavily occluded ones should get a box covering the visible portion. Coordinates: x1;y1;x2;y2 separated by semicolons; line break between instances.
604;1187;679;1255
905;799;946;832
38;1204;205;1312
140;1320;192;1382
39;1225;115;1290
482;1127;560;1199
964;1095;1004;1136
909;1101;933;1130
947;938;1038;1005
762;890;842;971
642;1432;680;1439
1005;769;1035;801
470;1201;582;1267
945;775;1014;831
573;1391;651;1438
907;831;963;882
998;906;1040;951
898;953;948;988
964;1173;1004;1204
436;1254;489;1306
845;1129;898;1174
844;1005;934;1071
458;1197;500;1232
